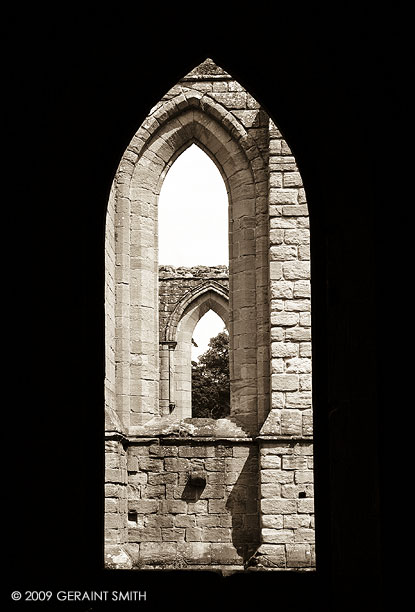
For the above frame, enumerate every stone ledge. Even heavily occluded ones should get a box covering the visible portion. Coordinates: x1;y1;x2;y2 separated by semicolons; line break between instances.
128;416;251;440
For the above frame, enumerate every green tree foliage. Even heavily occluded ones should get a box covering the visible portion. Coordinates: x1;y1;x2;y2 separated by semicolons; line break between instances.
191;330;230;419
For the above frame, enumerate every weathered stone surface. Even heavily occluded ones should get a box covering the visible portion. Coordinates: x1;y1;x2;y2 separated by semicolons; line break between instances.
105;58;314;573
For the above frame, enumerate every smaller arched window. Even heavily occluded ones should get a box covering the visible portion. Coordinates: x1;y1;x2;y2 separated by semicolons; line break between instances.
161;284;229;420
192;310;229;419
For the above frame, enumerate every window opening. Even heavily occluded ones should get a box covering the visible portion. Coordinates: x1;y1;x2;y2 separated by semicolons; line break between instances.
158;143;228;266
191;311;229;419
158;144;230;419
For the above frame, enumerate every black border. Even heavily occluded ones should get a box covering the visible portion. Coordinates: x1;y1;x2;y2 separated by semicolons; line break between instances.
7;5;405;610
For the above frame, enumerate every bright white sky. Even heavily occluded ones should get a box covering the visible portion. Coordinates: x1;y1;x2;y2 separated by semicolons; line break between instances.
158;144;228;360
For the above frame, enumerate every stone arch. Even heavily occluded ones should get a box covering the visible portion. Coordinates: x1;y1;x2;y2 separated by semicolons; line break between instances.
167;284;229;420
104;58;314;572
165;281;229;343
107;79;269;431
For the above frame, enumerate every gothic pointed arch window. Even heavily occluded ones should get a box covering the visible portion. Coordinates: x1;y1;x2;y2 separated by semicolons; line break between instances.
104;58;315;572
157;142;230;419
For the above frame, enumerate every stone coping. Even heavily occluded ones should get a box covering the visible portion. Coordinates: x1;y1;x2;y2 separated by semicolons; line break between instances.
105;416;313;444
128;416;248;439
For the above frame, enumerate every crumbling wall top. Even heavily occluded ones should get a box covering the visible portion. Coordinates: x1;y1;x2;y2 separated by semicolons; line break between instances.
159;265;229;279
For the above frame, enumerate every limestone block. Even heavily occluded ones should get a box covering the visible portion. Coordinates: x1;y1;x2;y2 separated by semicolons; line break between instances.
270;215;297;228
269;171;283;188
145;515;173;528
178;446;215;458
272;342;298;358
281;410;302;436
299;245;310;260
285;391;312;409
283;261;310;280
297;498;315;513
140;542;177;564
186;499;208;514
177;542;212;565
256;544;286;568
105;468;124;483
270;229;284;244
270;188;298;205
271;281;293;299
285;299;310;312
261;454;282;469
271;312;299;326
104;513;124;531
260;484;281;498
208;499;227;514
283;514;312;529
214;92;247;109
271;392;285;409
128;527;161;542
129;499;158;514
285;543;312;567
202;528;232;543
283;172;303;187
294;528;315;542
262;528;295;543
196;516;220;528
205;458;225;471
285;328;312;342
261;498;297;514
149;444;179;457
299;312;312;326
200;484;226;500
142;484;165;499
262;515;284;529
185;527;204;542
283;229;310;245
269;137;282;154
210;543;243;565
270;261;283;280
272;374;299;391
261;470;294;484
282;456;308;470
164;458;189;472
302;412;313;436
105;498;119;513
270;244;298;261
161;528;185;542
282;205;309;216
138;458;164;472
286;358;312;373
299;342;312;357
299;374;312;391
159;500;187;514
127;456;138;472
271;358;284;373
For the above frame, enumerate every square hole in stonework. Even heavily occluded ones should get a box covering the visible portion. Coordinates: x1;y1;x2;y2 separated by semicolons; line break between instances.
128;510;138;523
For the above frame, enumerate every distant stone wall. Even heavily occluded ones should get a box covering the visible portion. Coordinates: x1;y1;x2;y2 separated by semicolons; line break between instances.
158;266;229;419
158;265;229;340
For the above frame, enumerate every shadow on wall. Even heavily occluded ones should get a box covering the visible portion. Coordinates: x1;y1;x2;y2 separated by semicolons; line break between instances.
226;446;260;563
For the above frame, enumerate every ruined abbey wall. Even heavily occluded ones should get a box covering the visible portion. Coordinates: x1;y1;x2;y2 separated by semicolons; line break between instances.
104;59;314;572
158;266;229;419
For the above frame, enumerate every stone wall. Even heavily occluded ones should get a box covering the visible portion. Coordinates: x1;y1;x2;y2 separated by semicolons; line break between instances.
124;440;259;570
158;265;229;340
158;265;229;419
104;58;314;572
